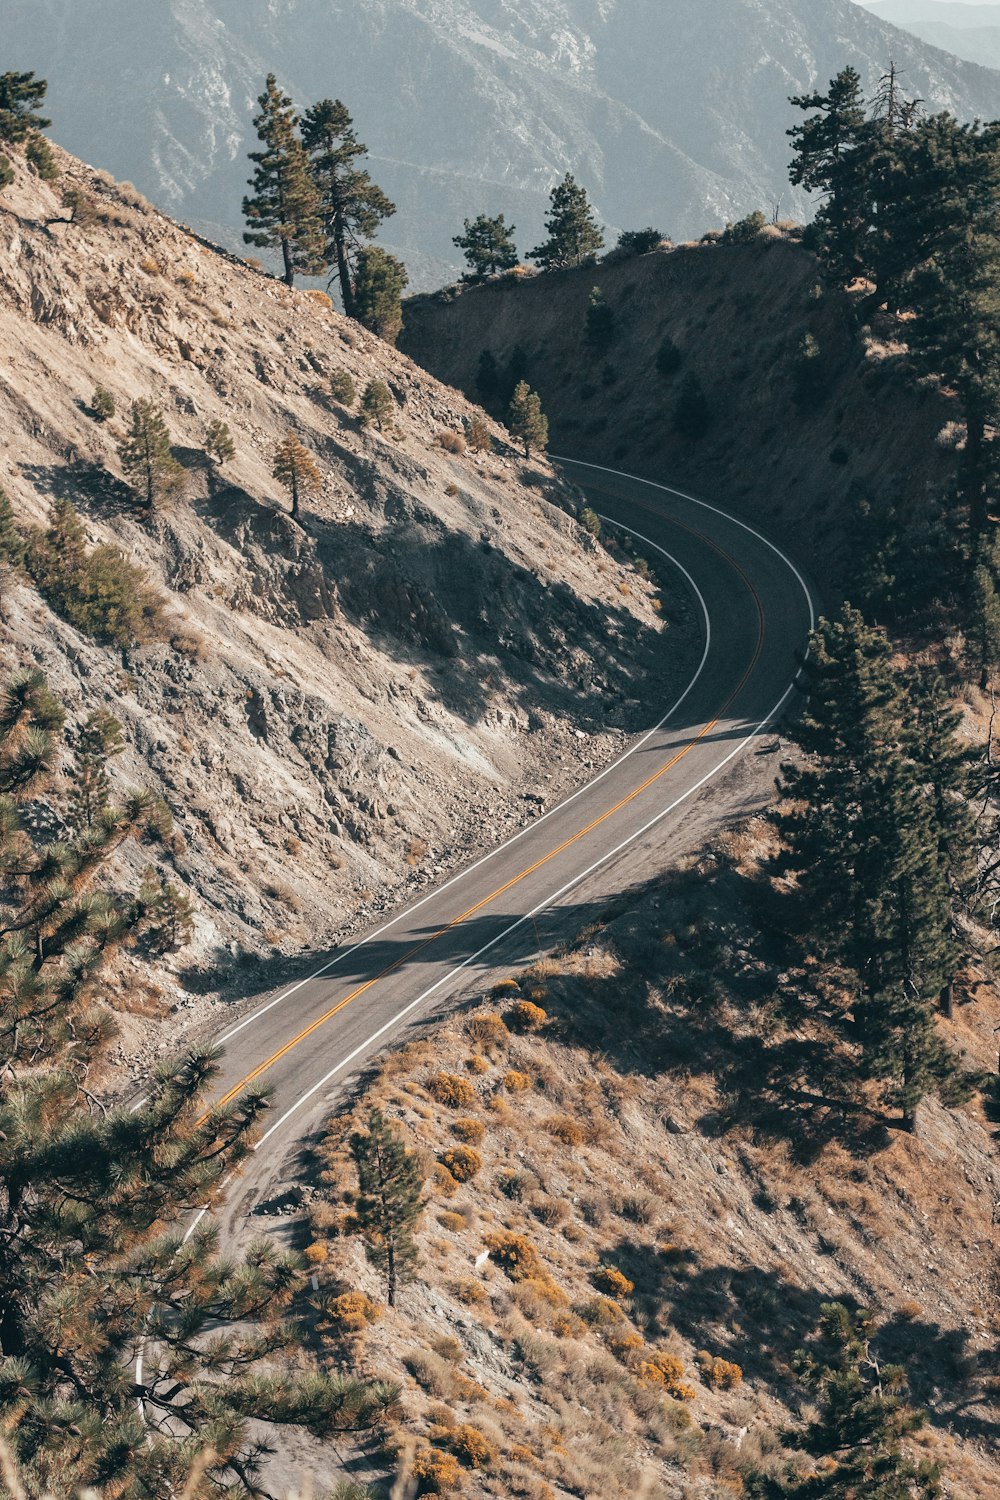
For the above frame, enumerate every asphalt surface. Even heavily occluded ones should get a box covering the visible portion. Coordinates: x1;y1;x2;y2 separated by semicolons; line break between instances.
190;459;818;1246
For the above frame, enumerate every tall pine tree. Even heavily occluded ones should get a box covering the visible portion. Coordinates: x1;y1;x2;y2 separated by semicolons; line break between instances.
243;75;324;287
453;213;519;281
528;174;604;270
776;608;964;1126
0;671;395;1496
350;1110;424;1307
301;98;395;317
748;1303;942;1499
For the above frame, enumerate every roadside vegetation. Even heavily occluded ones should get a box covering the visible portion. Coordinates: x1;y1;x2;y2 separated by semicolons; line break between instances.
4;49;1000;1500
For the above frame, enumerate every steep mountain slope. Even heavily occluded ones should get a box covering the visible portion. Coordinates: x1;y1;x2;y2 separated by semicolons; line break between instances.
0;145;677;1083
9;0;1000;286
861;1;1000;70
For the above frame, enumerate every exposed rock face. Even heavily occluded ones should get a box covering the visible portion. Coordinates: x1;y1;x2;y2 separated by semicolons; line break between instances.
0;147;681;1066
7;0;1000;284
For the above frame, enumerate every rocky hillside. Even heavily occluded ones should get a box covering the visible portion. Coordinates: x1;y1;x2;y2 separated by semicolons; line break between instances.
8;0;1000;284
0;145;681;1081
307;820;1000;1499
400;230;958;578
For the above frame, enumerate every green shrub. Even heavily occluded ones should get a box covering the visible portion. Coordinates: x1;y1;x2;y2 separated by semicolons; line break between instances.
616;227;663;256
26;500;164;647
26;133;58;181
465;414;493;452
360;378;395;431
0;154;13;194
204;418;236;466
578;507;602;539
329;368;356;406
722;209;767;244
0;489;24;565
91;386;116;421
655;336;684;378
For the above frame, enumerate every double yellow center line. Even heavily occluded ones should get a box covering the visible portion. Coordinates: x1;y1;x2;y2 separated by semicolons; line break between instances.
205;504;764;1121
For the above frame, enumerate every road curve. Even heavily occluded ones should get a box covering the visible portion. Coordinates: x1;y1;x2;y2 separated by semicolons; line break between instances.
190;460;818;1243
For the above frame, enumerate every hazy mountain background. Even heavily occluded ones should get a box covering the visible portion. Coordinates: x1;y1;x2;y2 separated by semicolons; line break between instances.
9;0;1000;287
859;1;1000;70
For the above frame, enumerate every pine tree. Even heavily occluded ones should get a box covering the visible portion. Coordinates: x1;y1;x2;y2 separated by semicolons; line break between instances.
776;608;964;1127
0;71;50;144
747;1303;942;1499
466;414;493;452
243;74;324;287
0;671;396;1496
273;431;322;519
91;386;115;421
350;1110;424;1306
301;98;395;317
585;285;615;353
507;381;548;457
136;866;196;953
359;379;395;432
901;118;1000;531
352;245;409;343
966;556;1000;689
25;132;58;181
476;349;500;402
117;399;185;508
788;68;874;286
673;371;711;438
204;417;236;468
528;173;604;271
0;488;23;566
67;708;124;834
453;213;519;281
329;368;357;406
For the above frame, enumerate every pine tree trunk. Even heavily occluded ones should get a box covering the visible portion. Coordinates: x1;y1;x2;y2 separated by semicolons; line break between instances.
290;474;299;520
333;210;355;319
965;405;988;532
387;1240;397;1308
281;235;295;287
939;977;954;1019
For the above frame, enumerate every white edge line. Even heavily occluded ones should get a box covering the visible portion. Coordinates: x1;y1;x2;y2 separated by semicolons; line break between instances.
553;454;818;633
253;477;820;1150
254;671;802;1151
207;536;713;1049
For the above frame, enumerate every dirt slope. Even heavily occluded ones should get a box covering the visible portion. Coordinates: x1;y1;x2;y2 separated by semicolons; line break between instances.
0;146;684;1081
307;822;1000;1500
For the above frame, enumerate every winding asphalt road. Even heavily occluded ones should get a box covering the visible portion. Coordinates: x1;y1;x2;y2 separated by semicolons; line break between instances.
188;459;818;1246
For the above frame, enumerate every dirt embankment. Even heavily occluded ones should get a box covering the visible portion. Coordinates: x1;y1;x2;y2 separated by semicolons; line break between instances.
400;235;958;576
0;147;690;1082
306;822;1000;1500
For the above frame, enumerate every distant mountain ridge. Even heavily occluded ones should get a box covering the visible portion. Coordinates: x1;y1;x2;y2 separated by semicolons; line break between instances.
9;0;1000;287
860;1;1000;71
